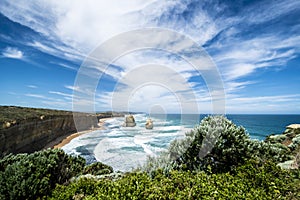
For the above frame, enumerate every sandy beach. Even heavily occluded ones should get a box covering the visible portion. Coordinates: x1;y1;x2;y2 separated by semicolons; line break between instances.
44;118;112;149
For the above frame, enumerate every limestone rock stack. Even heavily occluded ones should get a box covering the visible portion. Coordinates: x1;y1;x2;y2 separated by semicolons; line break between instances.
123;115;136;127
145;119;153;129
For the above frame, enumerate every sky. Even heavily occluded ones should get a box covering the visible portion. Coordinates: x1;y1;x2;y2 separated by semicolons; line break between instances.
0;0;300;114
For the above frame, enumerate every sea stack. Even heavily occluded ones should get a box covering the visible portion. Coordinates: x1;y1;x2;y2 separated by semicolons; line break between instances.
123;115;136;127
145;119;153;129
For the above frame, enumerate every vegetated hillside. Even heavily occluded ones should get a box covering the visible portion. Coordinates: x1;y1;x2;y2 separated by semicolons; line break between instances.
0;106;72;130
0;106;124;156
0;106;78;156
0;106;125;129
0;116;299;199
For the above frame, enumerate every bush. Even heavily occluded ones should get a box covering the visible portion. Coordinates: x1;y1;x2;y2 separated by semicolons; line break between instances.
0;149;85;200
143;116;293;174
288;135;300;152
83;162;113;176
265;134;287;144
48;160;300;200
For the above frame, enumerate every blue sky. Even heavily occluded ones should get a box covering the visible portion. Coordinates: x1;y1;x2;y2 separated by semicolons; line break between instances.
0;0;300;114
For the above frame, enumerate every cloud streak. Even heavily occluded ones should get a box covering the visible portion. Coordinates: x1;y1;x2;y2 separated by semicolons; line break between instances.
1;0;299;113
2;47;23;59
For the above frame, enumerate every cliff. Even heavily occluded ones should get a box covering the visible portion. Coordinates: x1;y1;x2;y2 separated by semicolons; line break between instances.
0;106;108;157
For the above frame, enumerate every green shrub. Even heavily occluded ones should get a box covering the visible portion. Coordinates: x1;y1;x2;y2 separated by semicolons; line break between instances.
0;149;85;200
292;146;300;169
48;160;300;200
265;134;287;144
288;135;300;152
143;116;293;174
83;162;113;176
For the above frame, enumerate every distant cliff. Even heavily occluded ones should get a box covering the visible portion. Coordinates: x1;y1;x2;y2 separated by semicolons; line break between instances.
0;106;123;157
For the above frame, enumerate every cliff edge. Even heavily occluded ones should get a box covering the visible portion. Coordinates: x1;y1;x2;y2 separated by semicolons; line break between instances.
0;106;104;157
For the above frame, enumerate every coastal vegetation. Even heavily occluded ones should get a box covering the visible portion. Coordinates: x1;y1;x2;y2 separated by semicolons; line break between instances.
0;116;299;199
143;116;293;174
0;106;71;130
0;106;124;130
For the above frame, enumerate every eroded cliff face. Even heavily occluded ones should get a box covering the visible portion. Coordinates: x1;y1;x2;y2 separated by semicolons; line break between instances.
0;115;98;157
0;106;126;157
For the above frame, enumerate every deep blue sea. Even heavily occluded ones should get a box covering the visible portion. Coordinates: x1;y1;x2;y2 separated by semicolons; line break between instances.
62;114;300;171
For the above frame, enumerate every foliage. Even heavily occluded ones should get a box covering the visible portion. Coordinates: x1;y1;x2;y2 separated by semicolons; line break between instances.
292;146;300;168
0;106;124;130
48;160;300;200
1;115;299;199
83;162;113;176
288;135;300;152
0;149;85;200
0;106;72;129
143;116;293;174
265;134;287;144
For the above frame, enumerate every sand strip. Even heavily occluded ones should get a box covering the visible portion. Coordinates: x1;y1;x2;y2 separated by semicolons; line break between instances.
44;118;112;149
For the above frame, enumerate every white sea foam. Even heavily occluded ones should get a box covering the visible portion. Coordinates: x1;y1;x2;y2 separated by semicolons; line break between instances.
62;114;195;171
133;134;155;155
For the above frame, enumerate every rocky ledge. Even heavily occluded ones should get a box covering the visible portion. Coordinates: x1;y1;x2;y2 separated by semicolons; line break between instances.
265;123;300;169
266;124;300;151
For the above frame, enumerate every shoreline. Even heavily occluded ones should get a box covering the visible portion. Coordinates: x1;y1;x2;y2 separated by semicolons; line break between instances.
44;118;112;149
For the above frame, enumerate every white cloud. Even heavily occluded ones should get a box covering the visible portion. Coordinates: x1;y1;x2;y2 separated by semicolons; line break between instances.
65;85;79;91
27;85;38;89
243;0;300;24
226;94;300;114
56;63;77;71
25;92;72;110
2;47;23;59
49;91;73;98
213;35;300;81
1;0;299;113
25;93;47;99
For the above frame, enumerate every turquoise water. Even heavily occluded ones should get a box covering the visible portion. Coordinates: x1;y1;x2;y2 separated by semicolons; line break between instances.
226;114;300;140
62;114;300;171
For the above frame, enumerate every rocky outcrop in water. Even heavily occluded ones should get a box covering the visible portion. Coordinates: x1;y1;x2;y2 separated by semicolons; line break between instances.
145;119;153;129
123;115;136;127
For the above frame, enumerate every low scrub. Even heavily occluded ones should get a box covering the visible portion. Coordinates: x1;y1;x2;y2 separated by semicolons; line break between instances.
83;162;113;176
143;116;293;174
0;149;85;200
49;160;300;200
1;116;299;199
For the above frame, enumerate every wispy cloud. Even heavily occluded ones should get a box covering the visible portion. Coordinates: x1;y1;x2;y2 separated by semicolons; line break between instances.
213;35;300;81
49;91;72;98
25;92;72;110
65;85;79;91
56;63;77;71
242;0;300;24
1;0;299;113
226;94;300;114
25;93;47;99
2;47;23;59
27;85;38;89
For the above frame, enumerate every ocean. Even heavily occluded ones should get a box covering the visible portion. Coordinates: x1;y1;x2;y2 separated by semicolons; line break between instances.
62;114;300;172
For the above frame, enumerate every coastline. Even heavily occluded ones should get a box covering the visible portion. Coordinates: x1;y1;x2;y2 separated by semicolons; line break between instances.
44;118;112;149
